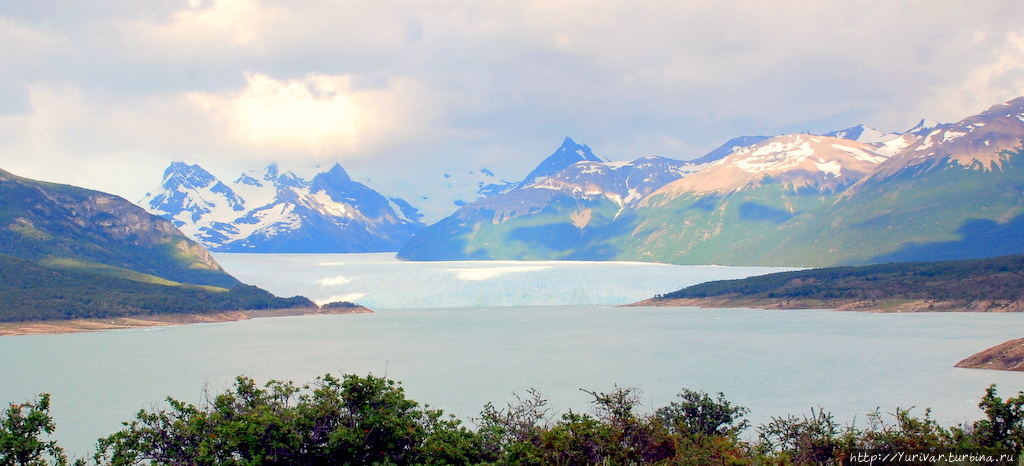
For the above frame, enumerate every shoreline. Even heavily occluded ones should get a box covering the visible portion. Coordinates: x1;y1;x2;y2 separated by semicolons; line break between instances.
626;296;1024;313
0;306;373;337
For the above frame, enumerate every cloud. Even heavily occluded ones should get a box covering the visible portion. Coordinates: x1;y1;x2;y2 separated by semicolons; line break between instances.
1;0;1024;204
189;73;360;155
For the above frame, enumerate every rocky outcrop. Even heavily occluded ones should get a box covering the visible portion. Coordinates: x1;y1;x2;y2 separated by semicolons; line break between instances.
956;338;1024;372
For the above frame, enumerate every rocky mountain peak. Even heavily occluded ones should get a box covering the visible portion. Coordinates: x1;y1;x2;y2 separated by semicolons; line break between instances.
519;137;603;187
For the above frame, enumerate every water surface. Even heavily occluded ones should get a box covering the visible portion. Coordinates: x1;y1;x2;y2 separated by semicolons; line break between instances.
2;255;1022;459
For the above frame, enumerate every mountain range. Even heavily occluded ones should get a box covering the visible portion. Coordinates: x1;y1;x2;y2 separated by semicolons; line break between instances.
142;163;425;253
137;96;1024;266
398;97;1024;266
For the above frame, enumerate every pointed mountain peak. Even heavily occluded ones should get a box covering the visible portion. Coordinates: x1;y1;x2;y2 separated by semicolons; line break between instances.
905;119;940;136
166;160;193;173
554;137;601;162
519;137;602;186
321;163;352;182
160;161;218;188
310;163;354;192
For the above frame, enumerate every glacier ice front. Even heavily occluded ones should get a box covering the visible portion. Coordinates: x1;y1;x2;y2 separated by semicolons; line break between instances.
212;252;794;309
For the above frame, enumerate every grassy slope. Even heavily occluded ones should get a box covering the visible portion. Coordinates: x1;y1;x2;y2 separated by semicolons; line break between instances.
757;152;1024;266
0;170;241;288
614;184;843;265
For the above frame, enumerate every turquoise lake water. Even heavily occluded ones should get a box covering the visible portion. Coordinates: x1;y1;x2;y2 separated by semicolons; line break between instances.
2;254;1022;459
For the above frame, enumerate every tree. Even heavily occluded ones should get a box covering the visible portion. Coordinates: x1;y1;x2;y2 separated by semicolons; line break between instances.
93;374;486;465
656;389;750;438
0;393;72;466
973;384;1024;454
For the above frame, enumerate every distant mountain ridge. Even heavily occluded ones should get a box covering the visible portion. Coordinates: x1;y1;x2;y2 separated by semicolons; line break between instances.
399;96;1024;267
398;141;714;261
142;162;426;253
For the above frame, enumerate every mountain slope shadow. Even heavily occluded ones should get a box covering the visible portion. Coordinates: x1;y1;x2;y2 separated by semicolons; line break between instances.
738;201;796;224
869;212;1024;263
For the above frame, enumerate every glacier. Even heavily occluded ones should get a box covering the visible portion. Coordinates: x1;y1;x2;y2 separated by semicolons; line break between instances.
212;253;796;309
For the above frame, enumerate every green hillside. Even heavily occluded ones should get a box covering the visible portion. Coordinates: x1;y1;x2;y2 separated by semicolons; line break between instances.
0;168;316;323
615;184;842;265
754;148;1024;266
0;254;314;322
649;254;1024;310
0;168;239;288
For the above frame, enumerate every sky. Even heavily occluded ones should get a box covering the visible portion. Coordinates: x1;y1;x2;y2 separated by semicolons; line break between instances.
2;0;1024;203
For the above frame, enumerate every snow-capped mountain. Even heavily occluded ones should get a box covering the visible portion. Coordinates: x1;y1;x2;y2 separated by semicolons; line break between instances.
647;134;887;200
855;97;1024;186
905;118;941;136
518;137;605;186
687;135;770;165
823;124;900;144
397;139;711;261
141;163;425;253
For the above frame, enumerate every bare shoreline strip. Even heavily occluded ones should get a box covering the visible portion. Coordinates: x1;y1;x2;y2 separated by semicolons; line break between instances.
626;296;1024;313
0;306;373;337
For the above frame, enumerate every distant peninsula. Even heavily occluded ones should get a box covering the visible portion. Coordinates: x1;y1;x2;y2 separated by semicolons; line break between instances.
630;254;1024;313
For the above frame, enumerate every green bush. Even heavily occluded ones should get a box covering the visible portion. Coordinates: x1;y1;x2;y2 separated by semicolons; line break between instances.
6;378;1024;465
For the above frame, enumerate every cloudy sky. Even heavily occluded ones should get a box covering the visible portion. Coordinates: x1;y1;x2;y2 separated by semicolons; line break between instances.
2;0;1024;203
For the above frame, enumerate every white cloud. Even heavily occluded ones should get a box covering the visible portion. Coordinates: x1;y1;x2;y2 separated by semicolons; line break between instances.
917;30;1024;124
1;0;1024;203
189;73;360;155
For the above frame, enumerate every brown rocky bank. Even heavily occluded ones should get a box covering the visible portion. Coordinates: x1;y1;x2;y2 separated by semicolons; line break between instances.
956;338;1024;372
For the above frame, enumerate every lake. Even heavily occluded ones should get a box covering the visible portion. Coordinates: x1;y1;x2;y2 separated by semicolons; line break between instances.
2;254;1022;459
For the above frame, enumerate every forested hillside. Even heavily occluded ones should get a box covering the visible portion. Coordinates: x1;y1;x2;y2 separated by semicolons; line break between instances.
641;254;1024;312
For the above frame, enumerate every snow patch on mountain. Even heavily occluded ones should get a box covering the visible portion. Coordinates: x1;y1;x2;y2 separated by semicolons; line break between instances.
647;135;888;199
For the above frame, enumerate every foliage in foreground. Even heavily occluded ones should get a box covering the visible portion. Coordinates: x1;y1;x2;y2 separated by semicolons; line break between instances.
4;375;1024;465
